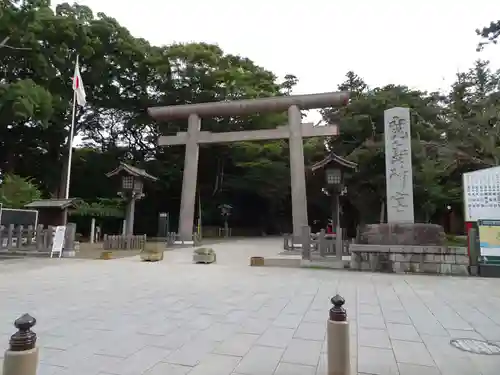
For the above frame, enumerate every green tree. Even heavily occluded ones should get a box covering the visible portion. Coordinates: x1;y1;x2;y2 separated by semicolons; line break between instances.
444;60;500;167
321;72;452;223
0;1;157;195
0;174;42;208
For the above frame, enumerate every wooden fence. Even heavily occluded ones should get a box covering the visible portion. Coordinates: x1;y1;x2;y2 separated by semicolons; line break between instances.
165;232;202;246
0;224;76;253
103;234;147;251
283;228;350;257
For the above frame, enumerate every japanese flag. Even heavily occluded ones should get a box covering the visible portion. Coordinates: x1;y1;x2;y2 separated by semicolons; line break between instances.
72;59;86;106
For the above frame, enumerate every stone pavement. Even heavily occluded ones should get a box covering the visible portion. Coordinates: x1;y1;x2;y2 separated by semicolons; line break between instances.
0;238;500;375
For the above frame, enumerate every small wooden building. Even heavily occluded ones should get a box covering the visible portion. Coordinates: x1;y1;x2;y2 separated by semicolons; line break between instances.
24;199;77;226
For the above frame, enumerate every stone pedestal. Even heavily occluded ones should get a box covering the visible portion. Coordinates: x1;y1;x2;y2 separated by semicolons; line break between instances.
359;223;445;246
2;348;39;375
327;320;350;375
351;223;466;275
479;264;500;278
140;250;164;262
100;251;112;260
250;257;265;266
193;248;216;263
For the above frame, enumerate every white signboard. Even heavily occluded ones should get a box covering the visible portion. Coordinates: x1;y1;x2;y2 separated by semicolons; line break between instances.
463;166;500;222
384;107;414;223
50;225;66;258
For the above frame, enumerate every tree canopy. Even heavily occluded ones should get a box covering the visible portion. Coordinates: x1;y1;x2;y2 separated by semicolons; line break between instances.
1;1;499;236
0;174;42;209
477;20;500;50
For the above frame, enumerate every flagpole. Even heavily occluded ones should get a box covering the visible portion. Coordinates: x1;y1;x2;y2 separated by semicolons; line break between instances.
197;192;202;237
64;90;77;200
64;56;79;200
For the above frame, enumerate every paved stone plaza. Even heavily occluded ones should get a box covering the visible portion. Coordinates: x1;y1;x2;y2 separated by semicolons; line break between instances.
1;238;500;375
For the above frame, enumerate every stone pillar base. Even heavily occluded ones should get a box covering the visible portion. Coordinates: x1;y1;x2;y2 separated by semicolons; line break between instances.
327;320;350;375
2;347;39;375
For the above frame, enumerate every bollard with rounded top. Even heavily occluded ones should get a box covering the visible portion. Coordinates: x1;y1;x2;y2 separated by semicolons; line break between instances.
327;295;350;375
2;314;39;375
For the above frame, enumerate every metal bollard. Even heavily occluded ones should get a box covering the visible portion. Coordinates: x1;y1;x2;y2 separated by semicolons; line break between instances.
327;295;350;375
2;314;38;375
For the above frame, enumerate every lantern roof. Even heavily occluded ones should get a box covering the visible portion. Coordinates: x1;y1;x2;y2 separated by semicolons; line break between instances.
106;162;158;181
309;152;357;172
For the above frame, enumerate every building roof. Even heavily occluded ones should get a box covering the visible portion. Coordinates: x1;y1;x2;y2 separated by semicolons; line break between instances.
25;198;77;209
106;162;158;181
310;152;358;172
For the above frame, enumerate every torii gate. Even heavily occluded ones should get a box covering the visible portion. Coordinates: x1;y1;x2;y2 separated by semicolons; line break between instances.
148;92;349;242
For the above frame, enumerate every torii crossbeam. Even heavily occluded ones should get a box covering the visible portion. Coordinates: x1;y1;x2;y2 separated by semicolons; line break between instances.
148;92;349;243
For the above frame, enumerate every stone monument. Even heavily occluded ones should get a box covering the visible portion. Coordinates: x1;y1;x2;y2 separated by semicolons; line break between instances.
384;107;414;223
148;92;350;243
359;107;445;246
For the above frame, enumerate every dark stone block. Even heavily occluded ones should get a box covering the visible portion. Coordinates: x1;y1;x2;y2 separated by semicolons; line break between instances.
479;264;500;278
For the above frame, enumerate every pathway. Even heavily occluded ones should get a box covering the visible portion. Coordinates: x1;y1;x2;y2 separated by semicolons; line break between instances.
0;238;499;375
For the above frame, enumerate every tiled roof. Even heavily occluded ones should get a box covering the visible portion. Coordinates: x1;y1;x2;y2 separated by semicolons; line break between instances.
25;199;76;209
310;152;358;172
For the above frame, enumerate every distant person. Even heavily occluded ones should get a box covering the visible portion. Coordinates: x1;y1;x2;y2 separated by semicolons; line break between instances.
327;219;334;234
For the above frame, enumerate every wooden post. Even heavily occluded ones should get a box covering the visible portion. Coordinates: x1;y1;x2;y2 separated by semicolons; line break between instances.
301;225;311;260
45;226;54;251
336;227;343;260
2;314;39;375
26;225;33;246
327;295;350;375
64;223;76;257
16;225;23;249
468;227;479;276
319;229;327;257
35;225;44;251
90;218;96;244
7;224;14;248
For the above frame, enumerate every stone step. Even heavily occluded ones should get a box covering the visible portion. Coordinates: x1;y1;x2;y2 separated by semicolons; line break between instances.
0;250;50;258
263;255;302;268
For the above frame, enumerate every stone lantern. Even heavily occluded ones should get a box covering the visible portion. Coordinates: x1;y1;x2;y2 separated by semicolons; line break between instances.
218;204;233;238
310;153;357;237
326;166;343;233
106;163;158;235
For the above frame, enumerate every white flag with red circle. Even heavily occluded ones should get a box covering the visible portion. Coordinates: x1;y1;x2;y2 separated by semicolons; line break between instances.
72;59;86;106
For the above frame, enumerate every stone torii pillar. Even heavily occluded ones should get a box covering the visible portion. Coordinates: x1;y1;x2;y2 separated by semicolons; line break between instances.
148;92;349;243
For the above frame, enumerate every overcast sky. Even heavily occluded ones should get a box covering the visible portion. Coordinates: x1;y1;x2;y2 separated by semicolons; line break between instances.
54;0;499;121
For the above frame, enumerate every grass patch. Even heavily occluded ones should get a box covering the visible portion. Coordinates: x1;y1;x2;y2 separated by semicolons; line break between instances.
445;234;467;247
